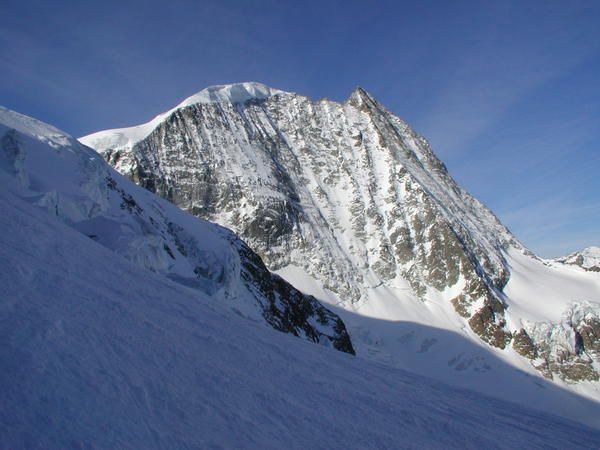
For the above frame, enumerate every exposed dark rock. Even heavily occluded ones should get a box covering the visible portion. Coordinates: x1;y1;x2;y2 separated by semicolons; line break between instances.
234;239;355;354
577;317;600;355
512;329;537;359
550;359;599;382
468;303;511;349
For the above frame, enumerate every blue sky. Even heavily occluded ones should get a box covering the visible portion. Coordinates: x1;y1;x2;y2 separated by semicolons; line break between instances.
1;0;599;257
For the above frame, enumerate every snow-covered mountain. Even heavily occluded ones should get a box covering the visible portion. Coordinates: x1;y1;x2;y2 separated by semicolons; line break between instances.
3;106;600;447
82;82;600;399
556;247;600;272
0;106;354;353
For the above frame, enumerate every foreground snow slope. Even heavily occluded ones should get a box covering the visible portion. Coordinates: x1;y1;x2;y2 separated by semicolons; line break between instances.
2;171;600;448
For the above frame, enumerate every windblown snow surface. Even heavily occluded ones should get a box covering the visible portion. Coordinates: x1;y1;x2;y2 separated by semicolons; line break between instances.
2;111;600;449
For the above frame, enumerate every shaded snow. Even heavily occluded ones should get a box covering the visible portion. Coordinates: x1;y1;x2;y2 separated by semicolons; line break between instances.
0;107;241;300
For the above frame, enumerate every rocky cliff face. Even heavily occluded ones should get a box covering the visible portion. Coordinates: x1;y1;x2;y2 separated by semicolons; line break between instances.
81;82;600;383
0;106;353;355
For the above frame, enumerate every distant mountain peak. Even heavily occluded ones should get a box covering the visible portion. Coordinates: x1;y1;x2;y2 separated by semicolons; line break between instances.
556;246;600;272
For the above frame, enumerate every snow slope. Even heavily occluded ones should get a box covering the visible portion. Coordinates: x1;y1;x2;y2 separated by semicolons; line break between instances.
505;249;600;323
2;156;600;448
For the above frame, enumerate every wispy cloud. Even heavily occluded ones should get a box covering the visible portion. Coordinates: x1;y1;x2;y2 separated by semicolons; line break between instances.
418;4;600;159
498;195;600;258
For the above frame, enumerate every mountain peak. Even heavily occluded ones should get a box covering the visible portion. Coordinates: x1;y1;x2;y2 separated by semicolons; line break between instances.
178;82;285;107
78;82;600;417
79;82;288;150
347;86;378;108
352;86;370;96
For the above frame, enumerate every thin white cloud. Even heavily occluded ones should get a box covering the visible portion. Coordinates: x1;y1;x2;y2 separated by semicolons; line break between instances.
498;196;600;257
419;6;600;159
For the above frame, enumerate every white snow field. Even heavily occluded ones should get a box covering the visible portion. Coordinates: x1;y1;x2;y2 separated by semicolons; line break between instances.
2;106;600;448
